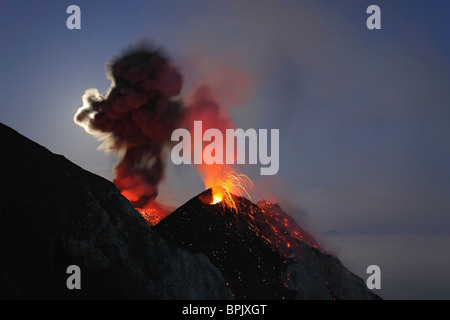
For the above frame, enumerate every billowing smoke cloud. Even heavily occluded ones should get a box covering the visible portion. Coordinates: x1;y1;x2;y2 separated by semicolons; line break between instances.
74;44;253;208
74;45;184;208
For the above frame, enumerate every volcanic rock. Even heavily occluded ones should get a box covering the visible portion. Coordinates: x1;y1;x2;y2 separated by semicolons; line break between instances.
154;188;381;300
0;122;232;299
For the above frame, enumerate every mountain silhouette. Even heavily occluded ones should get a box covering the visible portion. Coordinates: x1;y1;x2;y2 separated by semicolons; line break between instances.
0;122;231;299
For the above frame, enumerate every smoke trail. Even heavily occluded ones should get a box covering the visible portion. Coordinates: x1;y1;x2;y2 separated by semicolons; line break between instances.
74;45;184;208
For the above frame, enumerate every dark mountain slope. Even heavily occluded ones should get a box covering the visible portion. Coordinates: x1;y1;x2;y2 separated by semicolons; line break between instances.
0;122;231;299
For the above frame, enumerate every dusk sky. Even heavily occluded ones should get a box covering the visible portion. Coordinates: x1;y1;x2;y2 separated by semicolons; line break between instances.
1;1;449;299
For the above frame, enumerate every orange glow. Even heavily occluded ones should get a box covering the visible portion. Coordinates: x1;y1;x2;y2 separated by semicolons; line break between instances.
211;186;224;204
134;202;170;226
208;171;254;211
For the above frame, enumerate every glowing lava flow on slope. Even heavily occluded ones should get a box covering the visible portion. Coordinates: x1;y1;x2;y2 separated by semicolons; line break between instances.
134;202;171;226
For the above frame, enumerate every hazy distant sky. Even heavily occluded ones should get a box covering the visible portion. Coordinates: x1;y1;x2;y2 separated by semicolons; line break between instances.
1;0;449;298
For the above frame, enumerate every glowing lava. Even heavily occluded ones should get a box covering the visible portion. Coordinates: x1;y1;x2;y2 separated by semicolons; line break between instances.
208;171;254;211
211;186;224;204
134;202;170;226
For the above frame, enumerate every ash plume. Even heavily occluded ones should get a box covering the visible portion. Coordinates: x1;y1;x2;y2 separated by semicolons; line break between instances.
74;45;184;208
75;44;253;208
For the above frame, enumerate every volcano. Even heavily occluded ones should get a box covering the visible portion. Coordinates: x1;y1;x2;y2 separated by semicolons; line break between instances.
154;188;381;300
0;121;380;300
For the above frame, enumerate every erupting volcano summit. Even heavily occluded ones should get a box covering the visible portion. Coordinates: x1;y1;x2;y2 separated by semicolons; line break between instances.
154;188;381;300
